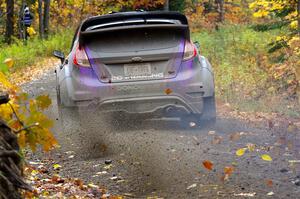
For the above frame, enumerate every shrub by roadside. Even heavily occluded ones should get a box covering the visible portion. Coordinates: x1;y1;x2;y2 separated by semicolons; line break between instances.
193;25;299;117
0;30;73;73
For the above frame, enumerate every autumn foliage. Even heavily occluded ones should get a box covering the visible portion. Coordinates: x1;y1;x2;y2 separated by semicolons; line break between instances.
0;71;57;151
249;0;300;102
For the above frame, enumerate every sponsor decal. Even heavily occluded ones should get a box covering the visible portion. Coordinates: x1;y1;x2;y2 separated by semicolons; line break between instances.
112;73;164;81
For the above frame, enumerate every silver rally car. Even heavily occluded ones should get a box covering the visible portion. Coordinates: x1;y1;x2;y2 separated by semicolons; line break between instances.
54;11;216;128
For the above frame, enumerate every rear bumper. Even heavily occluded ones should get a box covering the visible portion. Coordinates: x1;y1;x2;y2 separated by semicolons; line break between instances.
79;95;202;115
57;56;214;114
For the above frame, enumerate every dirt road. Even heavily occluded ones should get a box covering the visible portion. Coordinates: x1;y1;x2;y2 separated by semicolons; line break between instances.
23;69;300;198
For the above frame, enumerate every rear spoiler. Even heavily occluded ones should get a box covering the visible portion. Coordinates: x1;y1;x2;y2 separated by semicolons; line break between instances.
78;11;190;46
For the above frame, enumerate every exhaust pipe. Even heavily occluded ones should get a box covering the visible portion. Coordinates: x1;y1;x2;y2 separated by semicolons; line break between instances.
165;106;175;114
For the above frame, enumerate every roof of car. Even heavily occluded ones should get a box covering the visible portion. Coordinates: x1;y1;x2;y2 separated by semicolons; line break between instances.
80;11;188;31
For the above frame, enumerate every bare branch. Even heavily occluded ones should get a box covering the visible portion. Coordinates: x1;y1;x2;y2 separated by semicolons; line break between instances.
14;123;40;134
8;102;24;127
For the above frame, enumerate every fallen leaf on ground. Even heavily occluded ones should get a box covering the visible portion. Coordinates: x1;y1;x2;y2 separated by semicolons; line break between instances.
202;160;213;170
53;164;62;170
236;148;247;156
221;166;235;182
74;178;83;187
31;170;39;176
103;164;112;170
247;143;255;152
124;193;134;197
288;160;300;163
261;154;272;161
212;135;223;144
234;192;256;197
29;161;42;165
88;183;99;188
265;179;273;187
189;122;196;127
267;191;274;196
51;175;64;183
96;171;108;175
224;166;234;175
229;132;240;141
186;183;197;190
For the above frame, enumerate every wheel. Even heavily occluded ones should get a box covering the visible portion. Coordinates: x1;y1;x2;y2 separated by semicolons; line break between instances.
180;95;216;128
200;95;216;127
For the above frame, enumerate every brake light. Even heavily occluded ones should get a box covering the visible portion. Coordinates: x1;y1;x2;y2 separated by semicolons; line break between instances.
183;41;197;61
73;45;91;67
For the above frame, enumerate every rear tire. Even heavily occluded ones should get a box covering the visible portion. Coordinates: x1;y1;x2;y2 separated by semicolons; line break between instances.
181;95;216;128
200;95;216;127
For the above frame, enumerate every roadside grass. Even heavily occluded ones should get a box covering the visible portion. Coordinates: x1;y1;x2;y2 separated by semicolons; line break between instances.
0;30;73;73
192;25;300;117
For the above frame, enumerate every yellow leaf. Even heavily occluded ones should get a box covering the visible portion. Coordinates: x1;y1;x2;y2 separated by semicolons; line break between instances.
290;20;298;30
18;131;26;148
28;132;37;151
224;166;234;175
88;183;99;188
0;71;18;91
236;148;246;156
27;27;36;36
261;154;272;161
3;58;14;68
247;143;255;152
31;169;39;176
0;103;13;121
53;164;62;170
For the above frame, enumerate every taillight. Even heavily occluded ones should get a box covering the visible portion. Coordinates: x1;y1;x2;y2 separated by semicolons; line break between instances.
183;40;197;61
73;45;91;67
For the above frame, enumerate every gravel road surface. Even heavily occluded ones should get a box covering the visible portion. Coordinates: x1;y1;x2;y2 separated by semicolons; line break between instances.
23;69;300;199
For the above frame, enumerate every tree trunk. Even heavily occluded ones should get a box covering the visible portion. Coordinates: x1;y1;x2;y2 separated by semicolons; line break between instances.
18;1;25;40
218;0;224;23
43;0;50;38
297;0;300;35
164;0;169;11
38;0;44;39
297;0;300;103
5;0;14;44
0;94;31;199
